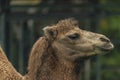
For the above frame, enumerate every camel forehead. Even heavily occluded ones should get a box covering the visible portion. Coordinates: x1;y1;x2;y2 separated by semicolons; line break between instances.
55;18;80;33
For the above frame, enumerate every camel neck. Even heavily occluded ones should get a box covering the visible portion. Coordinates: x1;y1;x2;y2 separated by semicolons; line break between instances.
53;60;83;80
31;53;83;80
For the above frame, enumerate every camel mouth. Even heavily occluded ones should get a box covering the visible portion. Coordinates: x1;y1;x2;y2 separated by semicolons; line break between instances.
99;47;113;52
97;43;114;52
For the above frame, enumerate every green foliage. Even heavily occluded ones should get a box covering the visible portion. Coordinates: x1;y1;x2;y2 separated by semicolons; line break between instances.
102;50;120;66
102;70;120;80
100;16;120;38
100;0;120;12
100;14;120;80
100;0;120;4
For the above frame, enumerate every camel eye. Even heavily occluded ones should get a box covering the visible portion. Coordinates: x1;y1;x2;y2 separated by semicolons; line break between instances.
68;33;80;40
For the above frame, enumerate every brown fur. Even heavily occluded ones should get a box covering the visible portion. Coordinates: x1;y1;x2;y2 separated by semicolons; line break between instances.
0;47;23;80
26;37;50;80
25;18;81;80
25;37;82;80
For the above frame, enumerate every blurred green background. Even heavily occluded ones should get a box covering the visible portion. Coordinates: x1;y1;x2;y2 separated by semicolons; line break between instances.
0;0;120;80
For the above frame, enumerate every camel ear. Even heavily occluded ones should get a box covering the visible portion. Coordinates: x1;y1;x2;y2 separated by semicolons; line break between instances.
43;26;57;39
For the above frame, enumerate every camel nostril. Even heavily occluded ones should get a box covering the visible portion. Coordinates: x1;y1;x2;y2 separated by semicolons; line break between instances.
100;37;110;43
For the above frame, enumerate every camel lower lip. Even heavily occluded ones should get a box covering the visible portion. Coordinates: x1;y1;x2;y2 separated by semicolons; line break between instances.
98;47;113;52
100;48;111;52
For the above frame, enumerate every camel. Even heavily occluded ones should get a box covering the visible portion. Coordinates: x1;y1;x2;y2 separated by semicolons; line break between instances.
25;18;114;80
0;47;23;80
0;18;114;80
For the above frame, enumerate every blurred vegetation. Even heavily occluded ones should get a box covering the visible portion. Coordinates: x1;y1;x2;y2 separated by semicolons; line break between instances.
100;0;120;4
99;0;120;80
100;16;120;38
102;70;120;80
100;0;120;13
11;0;41;5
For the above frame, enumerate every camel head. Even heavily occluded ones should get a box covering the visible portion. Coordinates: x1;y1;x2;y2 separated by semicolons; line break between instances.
43;18;114;61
